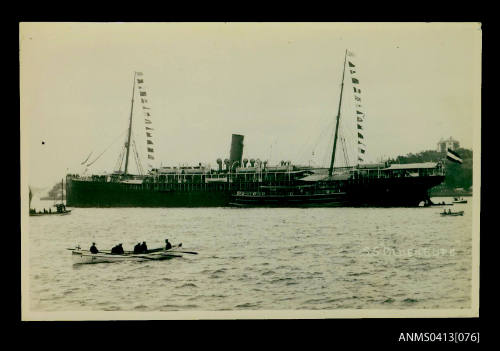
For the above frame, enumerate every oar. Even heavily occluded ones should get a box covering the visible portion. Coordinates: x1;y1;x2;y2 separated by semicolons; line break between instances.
169;250;198;255
166;243;198;255
134;253;183;260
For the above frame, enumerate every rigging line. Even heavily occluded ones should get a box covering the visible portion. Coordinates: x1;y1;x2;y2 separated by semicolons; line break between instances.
119;147;125;172
341;136;350;167
338;123;349;167
114;146;124;171
296;115;333;161
305;119;335;163
80;151;93;165
320;124;336;168
137;144;144;175
130;130;144;175
135;143;143;175
131;138;144;175
86;129;128;167
132;142;139;175
321;123;334;168
345;137;351;166
114;147;125;173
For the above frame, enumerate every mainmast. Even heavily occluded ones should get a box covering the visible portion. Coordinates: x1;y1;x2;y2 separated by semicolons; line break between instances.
124;72;137;175
328;50;348;177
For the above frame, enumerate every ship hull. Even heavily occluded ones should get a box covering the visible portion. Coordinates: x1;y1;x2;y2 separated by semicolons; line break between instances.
230;191;348;207
66;179;231;207
344;175;445;207
67;175;444;208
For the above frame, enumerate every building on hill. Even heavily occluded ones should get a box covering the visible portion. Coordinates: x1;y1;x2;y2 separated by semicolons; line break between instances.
437;137;460;153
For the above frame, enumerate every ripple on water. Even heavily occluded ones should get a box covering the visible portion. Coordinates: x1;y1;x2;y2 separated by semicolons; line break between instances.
159;304;199;310
262;270;275;276
270;277;294;284
235;302;261;309
28;203;473;311
403;298;419;304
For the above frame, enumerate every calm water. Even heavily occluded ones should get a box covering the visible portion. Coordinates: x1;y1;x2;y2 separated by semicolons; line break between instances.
27;197;473;312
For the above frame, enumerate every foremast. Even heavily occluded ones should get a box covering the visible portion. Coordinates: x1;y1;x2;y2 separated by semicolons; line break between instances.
124;72;137;175
328;49;348;177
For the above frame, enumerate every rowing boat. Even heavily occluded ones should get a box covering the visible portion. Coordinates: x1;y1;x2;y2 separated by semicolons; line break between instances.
30;210;72;216
71;249;182;264
440;210;464;216
69;243;198;264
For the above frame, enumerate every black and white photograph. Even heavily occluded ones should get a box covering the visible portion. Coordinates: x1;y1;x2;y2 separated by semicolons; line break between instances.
20;22;480;320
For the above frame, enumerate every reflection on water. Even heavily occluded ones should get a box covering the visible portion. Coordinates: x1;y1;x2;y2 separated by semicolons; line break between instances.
27;197;473;311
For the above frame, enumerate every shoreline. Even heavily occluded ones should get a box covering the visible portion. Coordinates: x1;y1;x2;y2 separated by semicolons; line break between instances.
430;192;472;197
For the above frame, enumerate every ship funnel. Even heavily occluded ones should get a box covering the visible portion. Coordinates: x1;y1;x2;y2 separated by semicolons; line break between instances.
216;158;223;172
229;134;244;168
250;158;255;167
243;158;248;168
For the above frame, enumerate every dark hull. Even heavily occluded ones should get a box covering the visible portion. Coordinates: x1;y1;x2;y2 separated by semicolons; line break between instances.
344;175;445;207
230;192;348;207
66;179;231;207
67;175;444;208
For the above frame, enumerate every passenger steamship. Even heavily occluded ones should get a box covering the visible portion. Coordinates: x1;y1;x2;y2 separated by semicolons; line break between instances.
66;51;445;207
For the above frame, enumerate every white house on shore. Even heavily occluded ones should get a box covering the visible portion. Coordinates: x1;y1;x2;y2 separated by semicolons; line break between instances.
437;137;460;153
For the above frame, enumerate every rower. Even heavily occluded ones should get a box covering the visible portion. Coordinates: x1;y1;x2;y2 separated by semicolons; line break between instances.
111;243;124;254
165;239;172;250
140;241;148;253
133;242;142;254
90;242;99;254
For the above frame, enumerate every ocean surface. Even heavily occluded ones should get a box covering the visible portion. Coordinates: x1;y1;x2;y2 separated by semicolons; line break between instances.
27;197;473;312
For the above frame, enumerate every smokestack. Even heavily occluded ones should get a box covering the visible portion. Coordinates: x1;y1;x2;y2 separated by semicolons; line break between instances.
229;134;244;168
250;158;255;167
217;158;222;172
243;158;248;168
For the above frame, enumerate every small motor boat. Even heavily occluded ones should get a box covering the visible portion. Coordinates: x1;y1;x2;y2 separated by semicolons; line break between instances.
440;210;464;216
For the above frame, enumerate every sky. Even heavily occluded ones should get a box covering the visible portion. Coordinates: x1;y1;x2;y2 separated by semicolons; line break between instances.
20;22;481;188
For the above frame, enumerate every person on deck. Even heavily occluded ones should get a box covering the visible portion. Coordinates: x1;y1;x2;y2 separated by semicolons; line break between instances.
165;239;172;250
140;241;148;253
133;242;142;254
111;243;124;254
90;242;99;254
